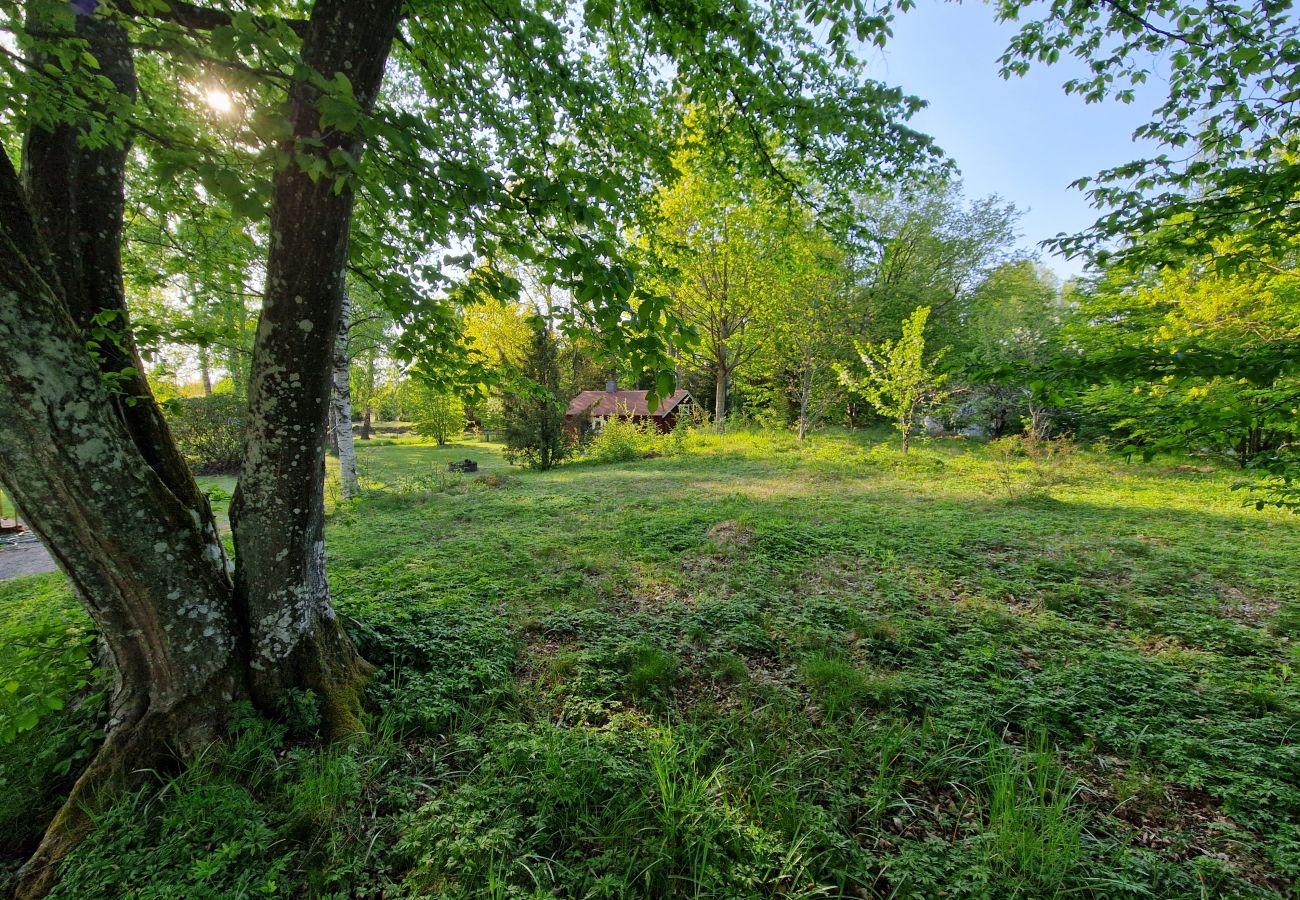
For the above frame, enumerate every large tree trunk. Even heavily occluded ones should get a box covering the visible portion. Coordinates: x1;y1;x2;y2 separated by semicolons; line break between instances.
230;0;403;733
332;292;361;499
22;13;210;518
1;145;242;900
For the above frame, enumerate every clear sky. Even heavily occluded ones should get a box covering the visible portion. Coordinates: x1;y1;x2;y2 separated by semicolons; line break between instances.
859;0;1166;281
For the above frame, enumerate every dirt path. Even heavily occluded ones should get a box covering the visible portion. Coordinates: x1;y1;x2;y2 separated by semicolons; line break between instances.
0;535;58;581
0;517;232;583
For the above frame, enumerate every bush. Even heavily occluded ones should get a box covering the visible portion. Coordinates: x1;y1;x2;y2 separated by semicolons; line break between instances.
164;394;246;473
987;433;1078;501
587;416;651;463
586;412;696;464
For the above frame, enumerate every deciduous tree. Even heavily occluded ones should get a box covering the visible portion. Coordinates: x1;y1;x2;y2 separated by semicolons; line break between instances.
841;305;949;453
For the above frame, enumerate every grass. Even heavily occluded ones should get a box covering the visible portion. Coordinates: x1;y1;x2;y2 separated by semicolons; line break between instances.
2;427;1298;897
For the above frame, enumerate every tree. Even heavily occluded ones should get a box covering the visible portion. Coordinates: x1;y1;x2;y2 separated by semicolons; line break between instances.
841;306;949;453
330;290;361;499
412;384;468;446
757;223;854;439
996;0;1300;269
1061;250;1300;468
502;322;569;470
959;261;1064;436
649;159;790;431
855;180;1022;349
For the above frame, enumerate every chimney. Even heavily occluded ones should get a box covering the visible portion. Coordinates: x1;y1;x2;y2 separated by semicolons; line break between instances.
605;379;618;393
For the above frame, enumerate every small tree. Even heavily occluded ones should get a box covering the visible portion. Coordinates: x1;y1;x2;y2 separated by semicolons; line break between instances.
411;383;468;446
841;306;949;454
502;322;569;469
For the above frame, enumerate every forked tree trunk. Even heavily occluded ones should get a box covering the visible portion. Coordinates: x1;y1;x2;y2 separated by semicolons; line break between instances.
332;291;361;499
0;2;403;894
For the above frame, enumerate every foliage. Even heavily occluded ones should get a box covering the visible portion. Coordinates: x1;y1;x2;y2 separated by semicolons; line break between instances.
502;323;569;470
586;415;651;464
410;384;467;446
586;414;691;465
1061;256;1300;472
841;306;950;453
997;0;1300;269
162;393;247;473
856;180;1023;349
644;153;794;424
0;576;103;853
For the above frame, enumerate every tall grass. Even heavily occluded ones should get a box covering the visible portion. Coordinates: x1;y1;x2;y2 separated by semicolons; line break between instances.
980;733;1085;897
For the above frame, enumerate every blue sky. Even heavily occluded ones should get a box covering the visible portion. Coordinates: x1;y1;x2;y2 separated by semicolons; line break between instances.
860;0;1165;280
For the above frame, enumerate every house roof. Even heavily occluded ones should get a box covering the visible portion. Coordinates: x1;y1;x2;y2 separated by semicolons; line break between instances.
566;389;691;419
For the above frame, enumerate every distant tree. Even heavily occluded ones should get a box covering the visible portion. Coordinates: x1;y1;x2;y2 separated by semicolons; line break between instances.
476;395;507;442
503;323;569;470
764;228;853;440
841;306;949;454
960;261;1064;436
649;160;787;430
412;385;468;446
856;181;1021;348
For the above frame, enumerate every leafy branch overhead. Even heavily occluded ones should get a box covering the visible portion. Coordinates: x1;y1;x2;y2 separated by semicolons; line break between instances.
996;0;1300;269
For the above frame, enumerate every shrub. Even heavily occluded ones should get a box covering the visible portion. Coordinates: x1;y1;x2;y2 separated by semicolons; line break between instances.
164;393;246;473
588;415;650;463
987;433;1077;501
586;407;696;464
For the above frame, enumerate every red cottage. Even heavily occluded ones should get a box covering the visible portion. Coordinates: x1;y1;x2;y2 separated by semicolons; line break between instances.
566;381;695;436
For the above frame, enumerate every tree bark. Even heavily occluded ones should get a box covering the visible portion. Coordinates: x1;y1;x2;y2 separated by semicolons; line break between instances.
21;13;209;518
714;365;728;433
1;147;242;900
198;345;214;397
798;367;811;441
332;291;361;499
230;0;402;733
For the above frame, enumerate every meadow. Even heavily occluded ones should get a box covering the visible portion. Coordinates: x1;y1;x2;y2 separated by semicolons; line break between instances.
2;429;1297;898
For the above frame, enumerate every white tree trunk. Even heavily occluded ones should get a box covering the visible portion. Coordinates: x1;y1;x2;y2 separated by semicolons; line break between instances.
332;292;360;500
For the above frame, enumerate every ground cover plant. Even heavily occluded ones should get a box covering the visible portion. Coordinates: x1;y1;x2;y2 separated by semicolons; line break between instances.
2;430;1296;897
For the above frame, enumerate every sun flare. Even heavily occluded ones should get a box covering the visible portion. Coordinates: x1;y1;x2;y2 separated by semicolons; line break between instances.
204;87;234;113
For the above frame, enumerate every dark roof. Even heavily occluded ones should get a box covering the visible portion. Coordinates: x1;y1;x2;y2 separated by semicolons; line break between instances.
566;389;691;419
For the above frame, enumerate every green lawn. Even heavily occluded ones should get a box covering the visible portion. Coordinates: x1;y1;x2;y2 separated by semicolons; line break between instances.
3;430;1298;897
